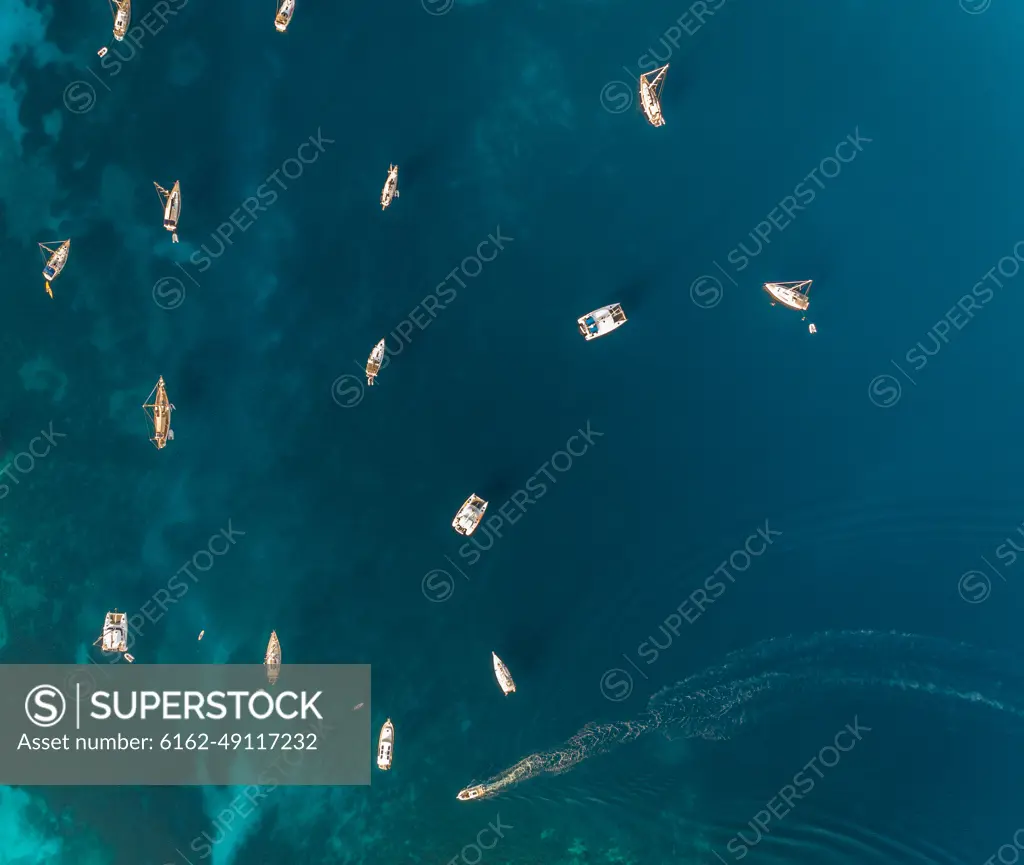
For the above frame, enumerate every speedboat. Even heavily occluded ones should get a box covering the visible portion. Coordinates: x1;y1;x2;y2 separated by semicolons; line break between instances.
457;785;486;801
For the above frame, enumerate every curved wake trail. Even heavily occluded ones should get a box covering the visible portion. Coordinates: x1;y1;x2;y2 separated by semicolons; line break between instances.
458;630;1024;799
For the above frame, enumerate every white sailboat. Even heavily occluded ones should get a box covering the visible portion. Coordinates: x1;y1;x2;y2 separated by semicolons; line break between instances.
377;718;394;770
492;651;515;695
577;303;627;340
109;0;130;41
154;180;181;242
265;630;281;685
365;339;385;386
142;376;175;449
381;164;399;210
38;239;70;298
639;64;668;127
452;494;488;536
94;610;128;654
275;0;295;31
763;280;813;318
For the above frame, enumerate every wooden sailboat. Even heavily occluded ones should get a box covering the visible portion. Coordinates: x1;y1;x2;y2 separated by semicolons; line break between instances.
142;376;175;449
154;180;181;243
275;0;295;32
639;64;668;127
265;630;281;685
763;280;813;318
38;239;70;298
109;0;131;41
381;164;399;210
365;339;385;386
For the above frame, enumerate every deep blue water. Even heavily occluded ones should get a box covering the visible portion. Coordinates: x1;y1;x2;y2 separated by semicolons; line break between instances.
4;0;1024;863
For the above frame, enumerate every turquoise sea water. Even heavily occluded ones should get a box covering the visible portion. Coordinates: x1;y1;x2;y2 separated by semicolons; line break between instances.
5;0;1024;863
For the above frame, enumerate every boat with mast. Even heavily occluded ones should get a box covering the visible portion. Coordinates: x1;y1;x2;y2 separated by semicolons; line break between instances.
577;303;627;340
109;0;130;40
452;494;488;536
365;339;385;386
154;180;181;242
142;376;175;449
381;164;399;210
38;239;70;298
377;719;395;770
265;630;281;685
639;64;668;127
275;0;294;31
492;652;516;695
763;280;813;318
94;610;129;655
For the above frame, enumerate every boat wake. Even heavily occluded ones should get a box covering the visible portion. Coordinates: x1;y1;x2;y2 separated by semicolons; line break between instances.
458;630;1024;800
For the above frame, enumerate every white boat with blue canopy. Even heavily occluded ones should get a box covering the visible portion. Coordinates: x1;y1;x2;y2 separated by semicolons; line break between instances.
578;303;626;340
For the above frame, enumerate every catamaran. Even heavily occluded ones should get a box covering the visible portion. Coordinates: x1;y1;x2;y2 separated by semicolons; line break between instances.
265;630;281;685
452;494;488;536
142;376;175;449
492;652;516;695
109;0;130;41
38;239;70;298
94;610;128;654
763;280;813;318
154;180;181;243
377;719;394;770
381;164;399;210
578;303;627;340
366;339;385;386
639;64;668;127
274;0;294;31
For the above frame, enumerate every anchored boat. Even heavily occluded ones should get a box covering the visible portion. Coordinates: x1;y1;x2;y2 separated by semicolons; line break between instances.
763;280;813;318
578;303;627;340
492;652;516;695
452;494;488;536
381;164;399;210
142;376;175;449
639;64;668;127
275;0;294;31
109;0;130;41
94;610;128;654
377;719;394;770
366;339;385;386
265;630;281;685
38;239;70;298
154;180;181;243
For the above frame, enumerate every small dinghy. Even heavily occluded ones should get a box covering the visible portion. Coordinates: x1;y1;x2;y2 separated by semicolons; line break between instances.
492;651;515;695
365;339;385;386
94;610;128;654
377;718;395;770
381;164;399;210
265;630;281;685
452;494;488;536
577;303;627;340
